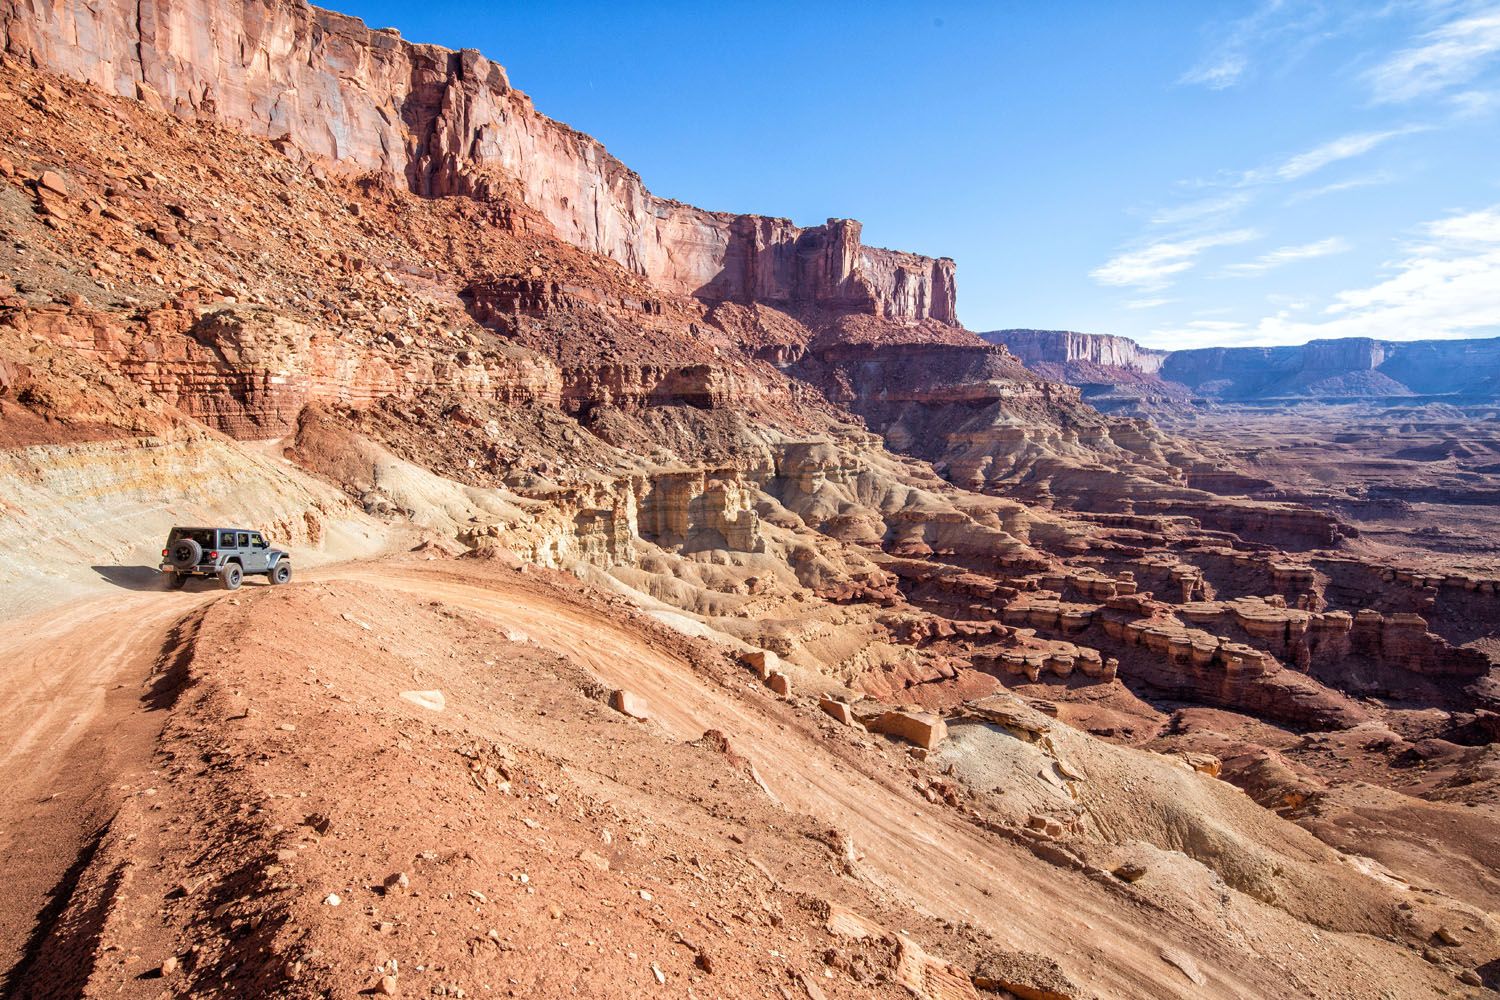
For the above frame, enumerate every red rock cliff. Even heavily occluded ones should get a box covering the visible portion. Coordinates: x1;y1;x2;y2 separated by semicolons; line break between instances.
0;0;957;324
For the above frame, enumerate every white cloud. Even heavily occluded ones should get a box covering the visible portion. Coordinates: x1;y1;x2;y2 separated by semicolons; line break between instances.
1125;297;1175;310
1243;127;1424;185
1221;236;1352;275
1148;192;1253;226
1425;205;1500;243
1449;88;1500;118
1178;0;1326;92
1285;172;1394;203
1144;205;1500;347
1367;7;1500;103
1091;229;1260;290
1181;53;1250;90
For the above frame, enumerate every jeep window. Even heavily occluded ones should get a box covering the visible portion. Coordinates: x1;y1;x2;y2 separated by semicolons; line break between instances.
250;533;266;548
170;528;214;547
237;532;250;548
218;531;236;549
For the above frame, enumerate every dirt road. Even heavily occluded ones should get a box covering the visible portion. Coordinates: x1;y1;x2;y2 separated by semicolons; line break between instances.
0;583;219;990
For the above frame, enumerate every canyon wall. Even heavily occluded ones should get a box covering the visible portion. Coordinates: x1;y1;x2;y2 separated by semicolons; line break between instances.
985;329;1500;403
0;0;956;324
1161;336;1500;400
985;329;1168;373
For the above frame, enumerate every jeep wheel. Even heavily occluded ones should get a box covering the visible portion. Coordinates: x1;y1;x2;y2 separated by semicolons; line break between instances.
167;572;189;590
220;563;243;591
168;538;202;569
268;562;292;586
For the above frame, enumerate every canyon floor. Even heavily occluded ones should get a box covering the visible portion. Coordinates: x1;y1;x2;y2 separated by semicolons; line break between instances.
1;11;1499;1000
1159;401;1500;576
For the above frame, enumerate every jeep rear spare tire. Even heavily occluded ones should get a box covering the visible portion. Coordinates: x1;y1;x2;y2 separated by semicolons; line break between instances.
220;563;243;590
169;538;202;569
269;562;291;585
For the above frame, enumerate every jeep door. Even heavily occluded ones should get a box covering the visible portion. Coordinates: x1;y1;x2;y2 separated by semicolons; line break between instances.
248;532;271;573
235;531;265;573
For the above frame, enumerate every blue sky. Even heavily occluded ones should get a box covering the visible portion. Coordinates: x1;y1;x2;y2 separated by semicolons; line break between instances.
335;0;1500;349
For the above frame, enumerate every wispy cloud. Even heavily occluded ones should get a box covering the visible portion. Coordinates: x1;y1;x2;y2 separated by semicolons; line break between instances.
1144;205;1500;347
1177;0;1412;92
1285;172;1394;204
1125;297;1176;310
1221;236;1352;275
1315;207;1500;329
1367;7;1500;103
1178;0;1317;91
1147;192;1253;227
1243;127;1425;184
1181;52;1250;90
1449;87;1500;118
1091;229;1260;290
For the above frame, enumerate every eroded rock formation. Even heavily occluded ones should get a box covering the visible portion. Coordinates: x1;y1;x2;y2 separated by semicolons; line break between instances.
0;0;956;324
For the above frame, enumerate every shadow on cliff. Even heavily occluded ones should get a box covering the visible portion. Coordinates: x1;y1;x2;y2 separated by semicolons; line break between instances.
690;219;866;314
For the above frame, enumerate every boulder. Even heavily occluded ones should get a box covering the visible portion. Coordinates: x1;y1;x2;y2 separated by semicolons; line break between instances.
766;671;791;697
895;935;981;999
819;697;855;725
610;689;649;720
1158;947;1205;986
1178;751;1221;777
741;649;779;679
871;710;948;750
966;698;1048;743
972;949;1083;999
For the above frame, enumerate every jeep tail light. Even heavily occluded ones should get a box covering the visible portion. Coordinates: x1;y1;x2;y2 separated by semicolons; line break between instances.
162;548;168;557
209;551;218;559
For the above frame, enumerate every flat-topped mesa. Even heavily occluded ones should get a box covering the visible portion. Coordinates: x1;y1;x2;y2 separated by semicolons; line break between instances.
1156;334;1500;400
0;0;957;325
982;330;1168;373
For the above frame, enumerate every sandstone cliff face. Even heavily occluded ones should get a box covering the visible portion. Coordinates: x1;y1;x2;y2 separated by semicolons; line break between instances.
0;0;956;324
984;329;1168;373
1159;336;1500;400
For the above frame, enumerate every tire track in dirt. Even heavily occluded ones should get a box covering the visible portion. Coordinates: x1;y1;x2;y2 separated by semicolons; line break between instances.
0;585;220;988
